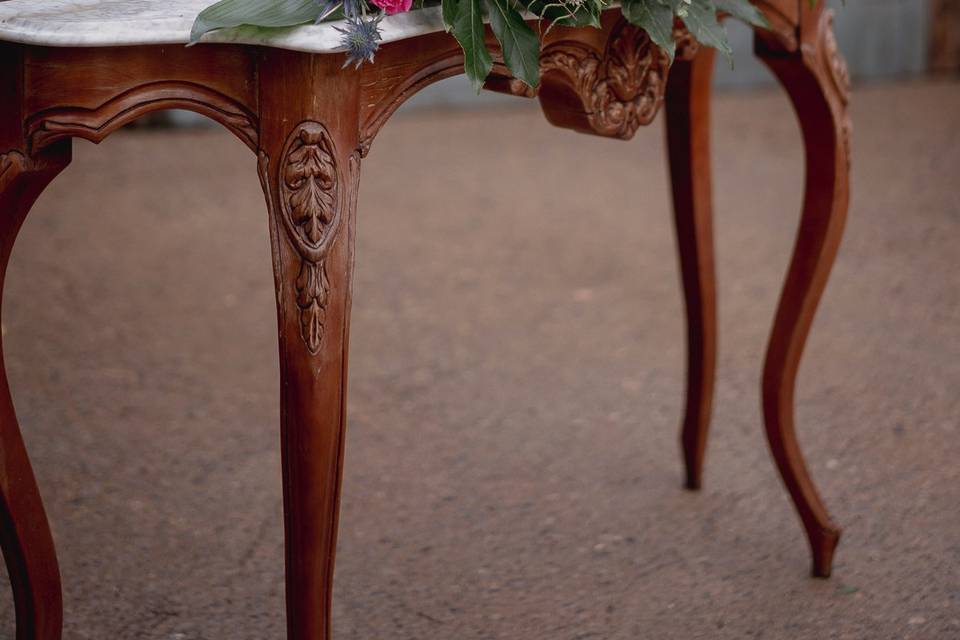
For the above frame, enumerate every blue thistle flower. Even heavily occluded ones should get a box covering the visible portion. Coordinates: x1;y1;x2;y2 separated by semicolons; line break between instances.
335;14;383;68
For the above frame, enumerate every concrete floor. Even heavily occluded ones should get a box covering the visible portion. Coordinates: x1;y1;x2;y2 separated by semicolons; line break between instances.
1;79;958;639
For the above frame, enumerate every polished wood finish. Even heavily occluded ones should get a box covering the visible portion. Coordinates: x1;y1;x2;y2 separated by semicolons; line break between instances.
257;50;362;639
0;0;852;636
0;47;71;640
23;44;259;153
930;0;960;73
756;5;852;578
0;145;71;640
665;45;718;491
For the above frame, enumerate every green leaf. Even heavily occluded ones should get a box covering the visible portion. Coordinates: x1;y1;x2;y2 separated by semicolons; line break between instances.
681;0;732;61
190;0;320;43
442;0;494;92
714;0;768;28
486;0;540;88
527;0;601;28
621;0;676;62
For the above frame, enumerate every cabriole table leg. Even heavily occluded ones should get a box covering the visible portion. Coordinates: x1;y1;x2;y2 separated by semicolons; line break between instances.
755;8;852;577
665;46;719;491
1;47;70;639
0;136;70;640
257;50;362;640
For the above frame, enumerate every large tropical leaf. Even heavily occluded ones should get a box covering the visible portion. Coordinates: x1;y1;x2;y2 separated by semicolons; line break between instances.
442;0;494;92
621;0;676;62
486;0;540;88
714;0;768;28
526;0;601;28
190;0;320;43
680;0;732;61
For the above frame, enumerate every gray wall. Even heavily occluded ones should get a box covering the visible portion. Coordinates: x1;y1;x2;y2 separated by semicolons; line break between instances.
716;0;930;88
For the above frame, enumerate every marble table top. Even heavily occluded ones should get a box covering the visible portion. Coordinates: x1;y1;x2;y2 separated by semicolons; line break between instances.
0;0;448;52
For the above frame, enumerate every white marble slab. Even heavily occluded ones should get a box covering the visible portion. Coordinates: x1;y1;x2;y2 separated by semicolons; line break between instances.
0;0;449;52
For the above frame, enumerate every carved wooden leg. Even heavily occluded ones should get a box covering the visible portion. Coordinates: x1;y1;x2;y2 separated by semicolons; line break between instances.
0;141;71;639
755;10;851;577
257;51;361;640
665;46;718;490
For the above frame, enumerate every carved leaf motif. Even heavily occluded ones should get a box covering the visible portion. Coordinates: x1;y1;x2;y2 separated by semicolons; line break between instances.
673;23;701;61
821;12;851;106
604;26;647;101
275;122;343;355
0;151;27;193
539;20;670;139
283;129;339;248
295;261;329;353
818;11;852;169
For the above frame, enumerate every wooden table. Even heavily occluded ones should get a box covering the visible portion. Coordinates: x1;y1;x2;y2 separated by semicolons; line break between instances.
0;1;851;638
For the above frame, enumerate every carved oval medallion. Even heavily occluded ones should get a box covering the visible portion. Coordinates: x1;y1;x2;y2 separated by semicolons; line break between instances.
275;121;344;354
279;122;342;265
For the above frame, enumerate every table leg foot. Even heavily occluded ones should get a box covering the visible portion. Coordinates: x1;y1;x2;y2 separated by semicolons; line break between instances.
665;47;718;491
0;142;70;640
755;9;851;578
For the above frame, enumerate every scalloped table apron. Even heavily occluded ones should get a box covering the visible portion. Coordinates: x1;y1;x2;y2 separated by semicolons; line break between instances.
0;1;852;637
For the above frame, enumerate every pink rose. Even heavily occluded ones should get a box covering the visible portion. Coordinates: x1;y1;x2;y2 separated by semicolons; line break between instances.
369;0;413;14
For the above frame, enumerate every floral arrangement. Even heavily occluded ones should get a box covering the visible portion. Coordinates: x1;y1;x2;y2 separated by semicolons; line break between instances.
190;0;768;91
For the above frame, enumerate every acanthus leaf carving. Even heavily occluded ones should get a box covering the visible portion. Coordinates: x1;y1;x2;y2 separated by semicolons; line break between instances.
821;12;851;106
539;19;671;140
280;124;341;260
673;23;701;62
818;10;852;169
294;258;330;354
260;121;346;355
0;151;28;193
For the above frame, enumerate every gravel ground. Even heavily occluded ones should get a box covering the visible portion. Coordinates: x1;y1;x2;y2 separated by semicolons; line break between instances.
1;79;958;639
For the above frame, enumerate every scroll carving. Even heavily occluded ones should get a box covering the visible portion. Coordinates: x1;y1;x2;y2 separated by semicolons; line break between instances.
260;122;355;355
818;11;852;167
538;19;671;139
26;81;259;152
673;24;700;61
358;53;465;157
751;0;799;53
0;151;28;193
